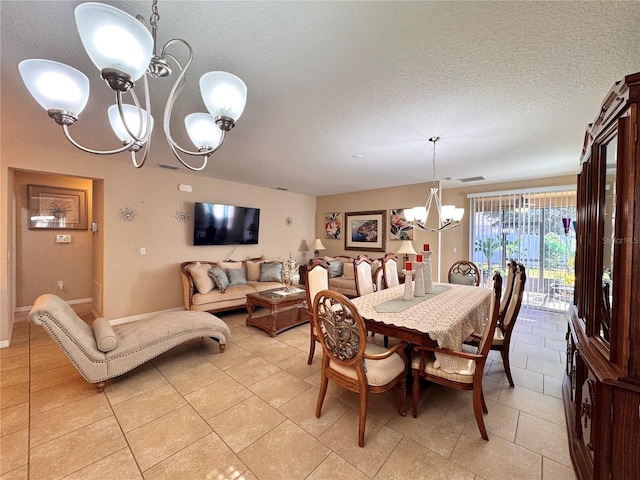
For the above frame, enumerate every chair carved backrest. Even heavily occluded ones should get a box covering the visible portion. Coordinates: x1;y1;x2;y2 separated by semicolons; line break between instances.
448;260;481;286
499;259;518;320
312;290;367;367
501;263;526;333
382;252;400;289
354;254;374;296
305;258;331;313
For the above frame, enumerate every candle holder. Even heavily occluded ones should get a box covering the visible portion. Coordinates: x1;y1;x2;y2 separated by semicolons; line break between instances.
403;269;414;300
422;250;433;294
414;262;425;297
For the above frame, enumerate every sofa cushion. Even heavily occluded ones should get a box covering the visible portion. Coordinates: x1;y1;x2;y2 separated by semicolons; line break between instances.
219;261;243;271
342;262;355;280
209;266;230;293
92;318;119;352
227;267;247;286
189;262;214;294
328;259;343;278
260;261;283;282
192;284;255;306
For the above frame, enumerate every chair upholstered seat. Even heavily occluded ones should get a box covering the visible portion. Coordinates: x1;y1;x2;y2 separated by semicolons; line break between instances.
330;343;406;386
410;356;476;383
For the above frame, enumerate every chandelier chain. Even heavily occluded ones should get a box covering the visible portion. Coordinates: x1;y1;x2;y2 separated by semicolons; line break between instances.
150;0;160;27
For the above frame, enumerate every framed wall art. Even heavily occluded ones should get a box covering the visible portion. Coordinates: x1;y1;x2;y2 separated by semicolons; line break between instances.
324;212;342;239
28;184;88;230
344;210;386;252
389;208;414;240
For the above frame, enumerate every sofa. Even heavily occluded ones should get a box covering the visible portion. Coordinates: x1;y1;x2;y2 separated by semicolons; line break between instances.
324;255;381;297
181;257;287;313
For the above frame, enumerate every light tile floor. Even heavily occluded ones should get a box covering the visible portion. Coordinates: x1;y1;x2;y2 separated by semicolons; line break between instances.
1;306;577;480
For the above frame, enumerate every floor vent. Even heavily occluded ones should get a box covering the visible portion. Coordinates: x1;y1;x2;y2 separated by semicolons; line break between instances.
458;176;486;183
157;163;180;170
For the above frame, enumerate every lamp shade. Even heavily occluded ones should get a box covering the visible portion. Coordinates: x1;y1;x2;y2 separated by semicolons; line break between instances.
185;113;224;150
75;3;153;82
108;104;153;142
396;240;417;255
200;71;247;122
441;205;456;221
452;208;465;222
19;59;90;115
310;239;326;252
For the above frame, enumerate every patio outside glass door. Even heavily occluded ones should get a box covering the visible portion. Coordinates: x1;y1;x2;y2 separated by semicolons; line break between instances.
468;186;577;311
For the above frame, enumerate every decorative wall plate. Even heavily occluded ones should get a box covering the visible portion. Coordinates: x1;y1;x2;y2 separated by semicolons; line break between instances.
118;207;137;222
176;210;191;223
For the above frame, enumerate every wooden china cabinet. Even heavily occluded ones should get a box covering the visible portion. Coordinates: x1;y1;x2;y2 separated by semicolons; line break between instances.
564;72;640;480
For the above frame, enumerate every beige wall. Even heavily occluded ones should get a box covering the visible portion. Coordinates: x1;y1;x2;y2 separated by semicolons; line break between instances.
14;171;94;307
316;184;443;277
316;175;578;282
1;143;316;345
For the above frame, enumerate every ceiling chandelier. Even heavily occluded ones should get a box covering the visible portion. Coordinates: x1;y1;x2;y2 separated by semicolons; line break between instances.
18;1;247;171
404;137;465;232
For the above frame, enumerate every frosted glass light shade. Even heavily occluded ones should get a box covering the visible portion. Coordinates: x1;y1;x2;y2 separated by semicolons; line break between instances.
19;59;90;115
452;208;465;222
200;72;247;122
440;205;456;220
185;113;223;149
108;104;153;142
75;3;153;82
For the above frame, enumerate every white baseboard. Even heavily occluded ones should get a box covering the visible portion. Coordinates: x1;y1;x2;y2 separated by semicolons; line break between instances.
15;297;93;313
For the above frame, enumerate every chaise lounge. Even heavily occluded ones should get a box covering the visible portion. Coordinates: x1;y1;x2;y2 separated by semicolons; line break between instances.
28;294;231;391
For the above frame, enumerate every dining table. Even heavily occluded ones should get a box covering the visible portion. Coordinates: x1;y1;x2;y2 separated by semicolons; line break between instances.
351;282;492;372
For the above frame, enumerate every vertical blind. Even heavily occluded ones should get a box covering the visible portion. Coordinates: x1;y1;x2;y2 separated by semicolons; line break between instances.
468;185;577;311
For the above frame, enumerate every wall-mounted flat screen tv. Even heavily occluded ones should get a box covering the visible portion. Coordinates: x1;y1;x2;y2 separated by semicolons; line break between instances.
193;202;260;245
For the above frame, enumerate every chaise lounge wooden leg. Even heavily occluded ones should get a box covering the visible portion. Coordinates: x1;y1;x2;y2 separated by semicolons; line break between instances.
95;381;105;393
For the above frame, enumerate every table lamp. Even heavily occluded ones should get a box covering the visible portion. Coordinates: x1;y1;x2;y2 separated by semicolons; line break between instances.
310;238;326;257
396;240;417;265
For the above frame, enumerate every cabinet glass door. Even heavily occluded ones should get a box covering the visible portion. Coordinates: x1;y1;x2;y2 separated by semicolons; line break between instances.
597;134;617;345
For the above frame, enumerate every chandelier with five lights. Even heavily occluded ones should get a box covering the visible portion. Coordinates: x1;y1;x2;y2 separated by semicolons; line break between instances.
18;1;247;171
404;137;465;232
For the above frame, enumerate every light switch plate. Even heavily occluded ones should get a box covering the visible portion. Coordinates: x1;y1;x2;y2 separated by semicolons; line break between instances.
56;235;71;243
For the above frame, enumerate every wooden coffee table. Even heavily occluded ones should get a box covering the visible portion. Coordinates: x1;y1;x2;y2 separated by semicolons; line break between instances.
245;287;308;336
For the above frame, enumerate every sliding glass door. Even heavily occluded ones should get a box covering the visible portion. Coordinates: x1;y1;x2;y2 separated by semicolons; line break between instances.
469;186;577;311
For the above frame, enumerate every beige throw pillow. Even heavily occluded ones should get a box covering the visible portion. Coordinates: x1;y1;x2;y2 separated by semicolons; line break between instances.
342;262;355;280
219;261;242;271
246;260;263;282
189;262;214;294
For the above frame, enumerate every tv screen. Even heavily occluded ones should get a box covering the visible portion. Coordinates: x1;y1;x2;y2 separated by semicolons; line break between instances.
193;202;260;245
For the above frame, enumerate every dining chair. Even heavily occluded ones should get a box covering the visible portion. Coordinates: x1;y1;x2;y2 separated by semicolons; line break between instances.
448;260;481;286
354;254;374;296
465;263;527;387
304;257;330;365
499;259;518;322
382;252;400;289
411;271;502;441
374;266;384;292
312;289;408;447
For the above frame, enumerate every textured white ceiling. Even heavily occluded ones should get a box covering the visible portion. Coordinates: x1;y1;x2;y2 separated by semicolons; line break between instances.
2;1;640;196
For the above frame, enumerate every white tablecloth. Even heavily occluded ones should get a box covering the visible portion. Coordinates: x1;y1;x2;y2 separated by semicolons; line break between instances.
352;282;491;372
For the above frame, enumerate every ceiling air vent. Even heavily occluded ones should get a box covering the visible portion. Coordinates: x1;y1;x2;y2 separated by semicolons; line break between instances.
458;176;485;183
275;187;290;191
157;163;180;170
